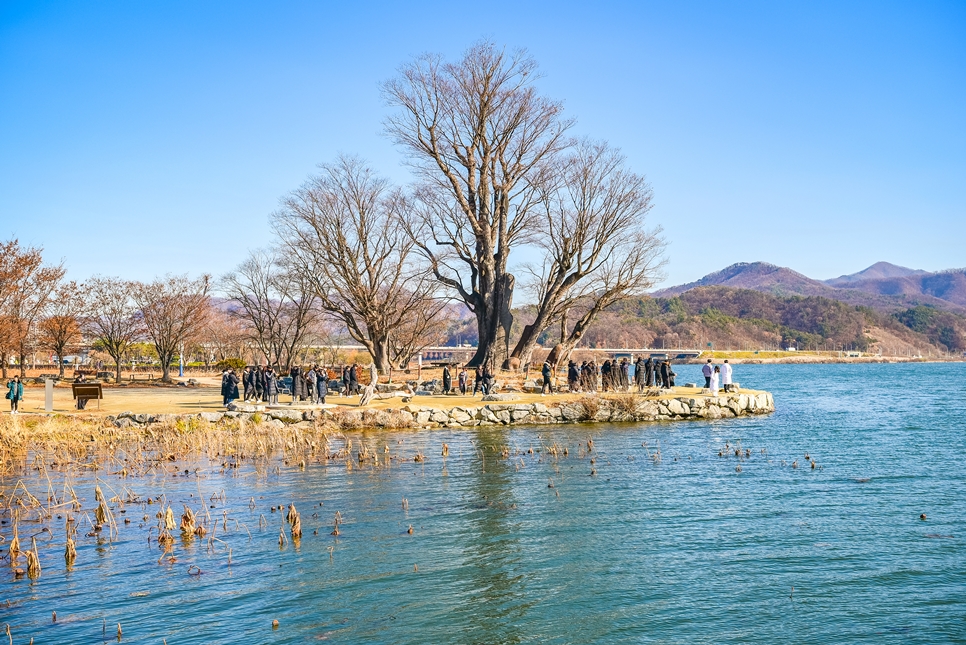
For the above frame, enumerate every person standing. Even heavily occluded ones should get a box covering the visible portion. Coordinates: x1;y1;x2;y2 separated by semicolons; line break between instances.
702;359;714;389
225;369;240;407
619;358;630;391
667;361;677;388
74;373;88;410
482;366;494;395
644;357;654;387
710;365;720;395
442;364;452;394
290;366;304;404
242;367;253;401
473;365;484;396
659;360;670;389
264;367;279;405
7;375;24;414
315;372;328;404
568;361;580;392
341;365;350;397
458;366;468;395
541;360;554;395
254;366;265;402
721;360;734;392
348;364;360;396
220;369;231;406
306;366;317;403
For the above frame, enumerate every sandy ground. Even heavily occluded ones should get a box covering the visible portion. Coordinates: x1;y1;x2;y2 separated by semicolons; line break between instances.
6;383;753;417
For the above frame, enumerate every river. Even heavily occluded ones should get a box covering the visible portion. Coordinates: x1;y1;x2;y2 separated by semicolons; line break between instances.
2;362;964;643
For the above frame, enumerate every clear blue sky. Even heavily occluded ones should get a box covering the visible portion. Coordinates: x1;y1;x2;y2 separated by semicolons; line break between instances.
1;0;964;290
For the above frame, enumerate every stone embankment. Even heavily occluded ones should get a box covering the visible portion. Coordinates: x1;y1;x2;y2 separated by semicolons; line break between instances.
105;390;775;429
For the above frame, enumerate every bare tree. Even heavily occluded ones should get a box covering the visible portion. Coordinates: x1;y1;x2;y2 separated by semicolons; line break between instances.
384;41;571;370
222;250;320;371
133;275;212;382
0;241;65;377
37;280;86;377
84;277;144;383
198;304;252;369
512;141;666;366
272;156;447;373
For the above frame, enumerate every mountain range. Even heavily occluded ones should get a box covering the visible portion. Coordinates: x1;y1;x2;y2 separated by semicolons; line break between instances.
652;262;966;313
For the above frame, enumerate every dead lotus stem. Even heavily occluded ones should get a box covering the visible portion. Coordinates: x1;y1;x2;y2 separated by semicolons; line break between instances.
26;537;41;578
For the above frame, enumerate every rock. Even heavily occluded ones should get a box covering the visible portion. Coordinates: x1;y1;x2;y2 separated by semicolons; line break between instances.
429;410;449;423
133;413;150;424
560;405;583;422
268;410;302;423
227;403;259;413
666;399;689;416
532;403;548;414
117;411;135;420
198;412;224;423
481;393;519;402
510;407;531;422
113;418;135;428
449;408;474;424
684;382;697;388
415;411;432;424
414;390;434;396
494;410;511;424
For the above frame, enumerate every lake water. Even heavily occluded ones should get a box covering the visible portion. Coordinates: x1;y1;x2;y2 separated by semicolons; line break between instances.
2;363;964;643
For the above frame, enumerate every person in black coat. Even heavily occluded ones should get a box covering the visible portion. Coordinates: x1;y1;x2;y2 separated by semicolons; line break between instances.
254;366;265;402
442;365;452;394
348;364;360;396
568;361;580;392
541;361;554;394
315;373;328;404
659;360;669;389
644;357;654;387
224;369;240;406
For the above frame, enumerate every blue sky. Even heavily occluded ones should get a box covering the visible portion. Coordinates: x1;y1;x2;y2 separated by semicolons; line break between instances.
1;1;963;290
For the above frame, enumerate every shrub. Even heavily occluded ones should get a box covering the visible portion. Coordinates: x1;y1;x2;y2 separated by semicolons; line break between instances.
215;358;247;372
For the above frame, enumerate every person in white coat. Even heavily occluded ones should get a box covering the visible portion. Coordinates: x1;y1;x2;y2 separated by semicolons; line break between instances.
720;360;734;392
710;365;720;395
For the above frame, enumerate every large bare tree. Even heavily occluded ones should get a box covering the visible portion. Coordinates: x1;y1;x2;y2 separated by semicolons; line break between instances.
84;277;144;383
222;250;320;372
37;280;86;377
272;156;446;372
512;141;666;366
132;275;212;382
384;41;571;370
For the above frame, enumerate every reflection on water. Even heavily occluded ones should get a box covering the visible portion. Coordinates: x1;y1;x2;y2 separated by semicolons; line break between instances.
1;363;965;644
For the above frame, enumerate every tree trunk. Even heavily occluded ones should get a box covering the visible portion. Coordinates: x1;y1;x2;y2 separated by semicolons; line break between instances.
1;353;6;378
160;352;173;382
115;359;122;384
371;337;392;375
57;352;65;377
19;353;26;378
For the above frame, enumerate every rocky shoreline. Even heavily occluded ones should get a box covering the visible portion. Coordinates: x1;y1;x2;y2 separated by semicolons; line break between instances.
104;390;776;429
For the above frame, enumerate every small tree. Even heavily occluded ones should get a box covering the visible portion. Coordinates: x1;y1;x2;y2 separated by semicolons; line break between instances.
37;280;86;377
133;275;212;382
0;241;65;376
84;277;144;383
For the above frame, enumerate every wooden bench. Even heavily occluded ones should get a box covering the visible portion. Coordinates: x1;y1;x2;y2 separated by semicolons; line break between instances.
72;383;104;410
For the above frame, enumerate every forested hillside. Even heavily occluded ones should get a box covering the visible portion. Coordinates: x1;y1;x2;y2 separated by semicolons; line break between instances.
491;286;966;355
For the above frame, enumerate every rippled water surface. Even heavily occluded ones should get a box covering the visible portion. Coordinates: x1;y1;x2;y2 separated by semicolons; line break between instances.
3;363;965;643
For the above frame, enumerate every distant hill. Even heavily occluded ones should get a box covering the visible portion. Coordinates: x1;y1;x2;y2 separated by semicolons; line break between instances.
825;261;928;286
653;262;966;314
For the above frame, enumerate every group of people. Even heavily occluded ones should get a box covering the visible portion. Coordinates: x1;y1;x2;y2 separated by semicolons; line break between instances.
441;364;496;396
566;356;677;393
222;365;335;407
701;359;735;395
